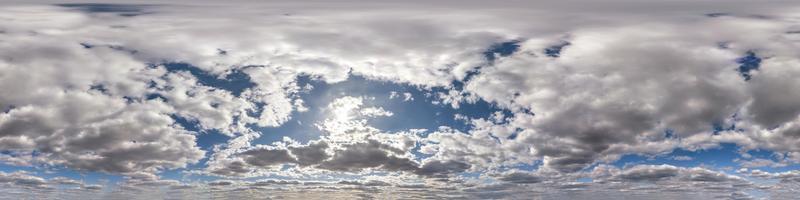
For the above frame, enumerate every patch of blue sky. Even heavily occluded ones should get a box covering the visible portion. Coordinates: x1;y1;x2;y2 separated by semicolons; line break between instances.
163;113;234;179
612;143;742;169
576;177;593;183
154;63;257;173
458;40;520;89
739;150;800;173
458;171;483;181
169;114;228;174
160;39;523;147
0;162;39;174
157;41;522;174
252;75;512;145
483;40;521;63
170;114;230;154
611;142;800;173
0;162;122;186
153;62;512;173
160;41;540;179
713;120;743;135
55;3;155;17
544;41;571;58
609;121;797;172
495;161;542;173
166;170;226;183
159;167;218;183
51;169;123;186
162;63;256;96
736;51;762;81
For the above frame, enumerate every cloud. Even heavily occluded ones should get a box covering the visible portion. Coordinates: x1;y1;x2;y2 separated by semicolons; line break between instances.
593;164;746;184
56;3;156;17
212;137;471;178
672;156;694;161
0;91;205;173
614;165;681;182
288;141;331;166
359;107;394;118
497;171;544;184
205;96;423;177
319;140;418;172
737;158;788;168
239;148;295;167
0;171;103;196
0;171;47;188
1;0;800;198
414;160;471;178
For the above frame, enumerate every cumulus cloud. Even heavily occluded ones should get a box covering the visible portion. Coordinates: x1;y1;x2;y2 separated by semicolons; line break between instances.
592;164;746;184
1;0;800;198
0;171;48;188
497;171;543;184
0;91;205;173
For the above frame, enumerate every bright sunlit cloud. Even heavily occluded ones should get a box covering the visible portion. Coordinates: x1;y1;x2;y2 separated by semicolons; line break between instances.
1;0;800;199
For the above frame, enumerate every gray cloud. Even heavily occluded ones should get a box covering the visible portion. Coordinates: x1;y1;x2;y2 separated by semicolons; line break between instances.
615;165;681;182
0;92;205;173
0;0;800;198
594;164;746;184
318;140;418;173
240;148;295;167
288;141;330;166
414;160;471;178
497;171;544;184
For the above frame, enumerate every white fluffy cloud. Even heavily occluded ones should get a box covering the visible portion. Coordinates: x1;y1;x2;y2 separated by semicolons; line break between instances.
1;0;800;198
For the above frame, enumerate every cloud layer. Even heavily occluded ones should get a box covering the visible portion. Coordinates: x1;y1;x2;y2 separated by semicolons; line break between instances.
0;0;800;199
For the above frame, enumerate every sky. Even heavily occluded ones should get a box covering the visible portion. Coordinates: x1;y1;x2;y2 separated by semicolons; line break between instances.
1;0;800;199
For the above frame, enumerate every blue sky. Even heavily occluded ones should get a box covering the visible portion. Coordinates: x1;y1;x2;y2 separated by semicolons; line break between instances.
1;1;800;199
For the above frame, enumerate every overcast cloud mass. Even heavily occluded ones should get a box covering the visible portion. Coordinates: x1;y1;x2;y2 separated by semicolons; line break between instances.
2;0;800;199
